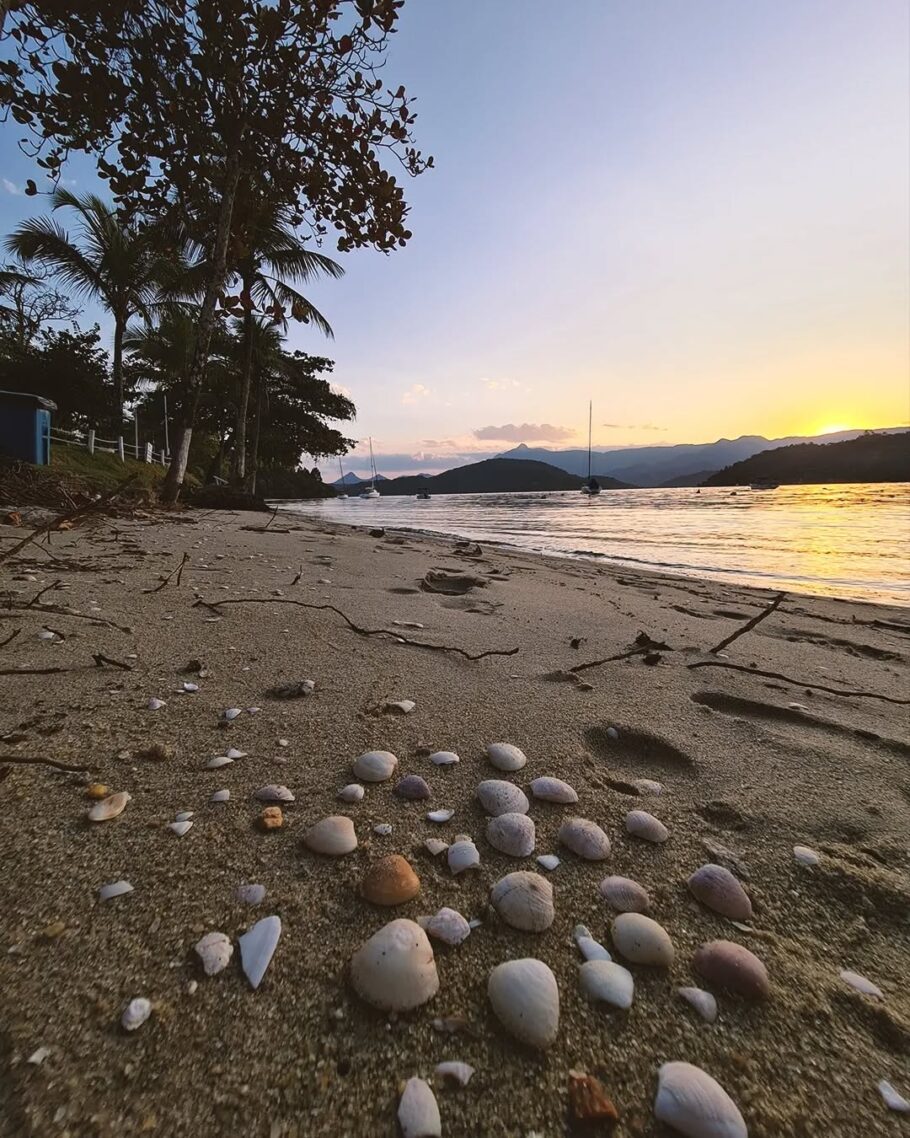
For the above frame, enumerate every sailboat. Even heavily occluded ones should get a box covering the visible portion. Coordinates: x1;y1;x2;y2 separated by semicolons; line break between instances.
580;401;601;496
336;456;348;498
359;437;380;499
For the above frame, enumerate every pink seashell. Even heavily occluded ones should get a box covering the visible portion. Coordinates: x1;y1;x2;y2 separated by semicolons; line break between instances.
625;810;668;843
559;817;611;860
694;940;769;1000
599;875;650;913
687;864;753;921
486;812;535;857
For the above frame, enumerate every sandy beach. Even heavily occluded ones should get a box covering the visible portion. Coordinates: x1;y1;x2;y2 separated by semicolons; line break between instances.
0;506;907;1138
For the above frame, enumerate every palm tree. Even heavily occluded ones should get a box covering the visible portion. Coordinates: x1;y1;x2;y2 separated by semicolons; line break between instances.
5;188;165;431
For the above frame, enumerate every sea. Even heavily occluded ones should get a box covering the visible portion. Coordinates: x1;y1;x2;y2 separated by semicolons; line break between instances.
278;482;910;607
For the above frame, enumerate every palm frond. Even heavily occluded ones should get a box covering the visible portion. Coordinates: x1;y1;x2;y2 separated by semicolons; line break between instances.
4;217;103;301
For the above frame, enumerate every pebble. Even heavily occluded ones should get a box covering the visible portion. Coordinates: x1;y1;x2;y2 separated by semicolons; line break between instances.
537;854;560;871
260;806;283;830
236;884;266;906
121;998;152;1031
568;1070;618;1125
374;823;393;836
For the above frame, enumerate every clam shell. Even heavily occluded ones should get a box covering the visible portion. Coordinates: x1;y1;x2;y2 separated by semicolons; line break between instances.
793;844;820;866
210;789;230;803
398;1077;441;1138
99;880;133;901
611;913;674;966
236;883;266;906
677;986;718;1023
239;914;281;989
485;742;528;771
625;809;669;843
387;699;416;715
447;837;480;875
878;1080;909;1112
220;707;242;721
254;784;294;803
486;812;535;857
361;855;420;905
694;940;769;999
394;774;431;801
427;809;454;823
839;969;883;999
225;748;246;759
194;931;234;976
559;817;611;860
352;750;398;782
599;875;650;913
488;958;559;1049
476;780;530;817
175;811;193;823
350;919;439;1011
418;907;471;946
529;777;578;804
687;864;752;921
579;959;634;1009
429;750;459;765
303;816;357;856
121;997;152;1031
87;791;131;823
574;924;611;962
654;1061;747;1138
147;697;166;711
490;871;554;932
424;838;448;856
168;820;193;836
374;823;393;835
205;756;234;769
435;1060;475;1087
632;778;663;795
337;783;365;803
537;854;560;871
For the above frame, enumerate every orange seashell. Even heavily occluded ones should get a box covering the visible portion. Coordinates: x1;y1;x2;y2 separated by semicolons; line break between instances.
361;854;420;906
568;1070;619;1124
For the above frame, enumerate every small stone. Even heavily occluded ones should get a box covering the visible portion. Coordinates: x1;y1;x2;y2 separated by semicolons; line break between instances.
86;783;109;800
40;921;66;940
568;1070;619;1124
260;806;283;831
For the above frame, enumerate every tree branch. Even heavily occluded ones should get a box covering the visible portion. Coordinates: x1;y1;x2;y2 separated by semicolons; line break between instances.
708;593;786;654
686;660;910;705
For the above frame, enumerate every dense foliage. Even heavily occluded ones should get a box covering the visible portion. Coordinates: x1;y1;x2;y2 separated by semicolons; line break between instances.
703;432;910;486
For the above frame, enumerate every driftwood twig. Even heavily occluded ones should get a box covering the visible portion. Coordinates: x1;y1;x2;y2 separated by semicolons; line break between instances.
686;660;910;705
570;632;671;674
0;753;91;772
144;551;189;593
26;579;62;607
708;593;786;654
0;629;20;650
92;653;134;671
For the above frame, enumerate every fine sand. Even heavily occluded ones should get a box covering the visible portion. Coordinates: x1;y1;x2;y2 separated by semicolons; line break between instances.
0;507;907;1137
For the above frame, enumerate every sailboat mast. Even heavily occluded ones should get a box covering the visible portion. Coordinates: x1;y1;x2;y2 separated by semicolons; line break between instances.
587;401;592;480
368;437;376;490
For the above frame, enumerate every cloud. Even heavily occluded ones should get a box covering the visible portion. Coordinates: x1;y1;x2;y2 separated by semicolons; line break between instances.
401;383;431;405
473;422;576;443
2;178;21;195
480;377;522;391
330;382;353;398
602;422;668;432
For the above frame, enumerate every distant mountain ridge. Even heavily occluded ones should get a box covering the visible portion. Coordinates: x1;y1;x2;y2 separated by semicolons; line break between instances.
333;470;388;486
339;457;631;496
703;431;910;486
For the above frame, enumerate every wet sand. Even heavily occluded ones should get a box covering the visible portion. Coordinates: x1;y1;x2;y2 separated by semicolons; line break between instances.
0;508;907;1137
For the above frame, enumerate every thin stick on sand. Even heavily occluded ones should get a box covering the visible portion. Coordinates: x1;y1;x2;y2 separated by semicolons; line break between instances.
0;753;91;772
708;592;786;654
686;660;910;704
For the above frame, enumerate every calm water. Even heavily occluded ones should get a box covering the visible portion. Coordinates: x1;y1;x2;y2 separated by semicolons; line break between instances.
279;483;910;606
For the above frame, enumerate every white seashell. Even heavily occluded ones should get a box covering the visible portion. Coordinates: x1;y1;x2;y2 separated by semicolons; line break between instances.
654;1061;747;1138
486;742;528;771
239;915;281;989
476;780;529;817
121;998;152;1031
839;969;883;999
205;756;234;769
87;791;131;822
529;776;578;804
337;783;365;803
447;837;480;875
537;854;560;871
174;811;194;823
194;931;234;976
247;707;260;715
488;958;559;1050
429;750;459;765
37;629;56;641
221;707;242;721
392;620;424;628
579;959;634;1009
181;682;199;693
625;809;669;843
559;817;611;860
878;1080;909;1112
486;812;535;857
418;907;471;946
147;698;166;711
350;919;439;1011
574;924;611;962
99;880;133;901
793;844;820;866
352;750;398;782
168;820;193;836
435;1061;475;1088
398;1077;441;1138
387;699;416;714
427;809;454;823
599;875;650;913
424;839;448;856
254;784;294;803
27;1046;50;1065
303;816;357;855
632;778;663;795
210;789;230;803
677;986;718;1023
611;913;674;966
490;871;554;932
236;883;266;906
225;747;247;760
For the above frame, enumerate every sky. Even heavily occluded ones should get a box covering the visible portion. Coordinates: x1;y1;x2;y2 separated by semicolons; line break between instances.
2;0;908;477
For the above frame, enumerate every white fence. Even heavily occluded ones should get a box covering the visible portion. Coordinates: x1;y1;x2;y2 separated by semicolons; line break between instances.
49;425;169;465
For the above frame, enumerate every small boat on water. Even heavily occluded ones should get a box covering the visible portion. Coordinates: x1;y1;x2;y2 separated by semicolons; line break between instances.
416;489;431;500
580;400;601;496
750;479;780;491
359;437;380;499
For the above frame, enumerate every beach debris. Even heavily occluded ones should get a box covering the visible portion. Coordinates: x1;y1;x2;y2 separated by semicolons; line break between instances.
435;1061;475;1088
254;784;294;803
428;809;455;823
225;747;247;760
488;958;559;1050
694;940;769;999
99;880;133;901
239;915;281;989
337;783;365;803
136;742;177;762
392;620;425;629
424;839;448;857
418;907;471;946
87;791;131;823
168;820;193;836
878;1080;909;1112
374;823;393;836
422;569;486;595
267;679;315;699
568;1070;619;1125
210;789;230;803
431;1014;471;1035
839;969;883;999
574;924;611;962
537;854;560;871
303;816;357;855
655;1061;746;1138
529;776;578;804
429;750;459;765
599;875;651;913
147;698;166;711
386;699;416;715
447;836;480;875
485;742;527;771
236;884;266;906
86;783;108;800
611;914;674;967
486;812;535;857
121;998;152;1032
260;806;283;830
626;809;669;843
175;811;194;823
361;855;420;906
352;749;398;782
395;774;432;800
579;959;634;1010
220;707;242;723
677;987;718;1023
559;817;611;860
205;755;234;769
195;931;234;976
476;779;529;817
27;1047;50;1065
398;1077;441;1138
632;777;663;795
793;844;821;866
180;681;199;693
605;726;619;740
350;919;439;1011
490;871;554;931
687;864;753;921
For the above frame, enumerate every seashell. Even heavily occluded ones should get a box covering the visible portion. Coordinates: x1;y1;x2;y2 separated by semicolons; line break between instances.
27;1046;50;1065
260;806;283;830
168;820;193;836
579;959;634;1009
181;681;199;693
374;823;393;836
175;811;194;823
694;940;769;999
568;1070;619;1125
205;756;234;769
559;817;611;860
424;839;448;856
239;915;281;989
429;750;459;765
529;776;578;804
386;699;416;714
419;907;472;946
350;919;439;1011
537;854;560;871
121;997;152;1031
87;791;131;822
147;698;166;711
839;969;883;999
435;1061;475;1087
447;837;480;875
488;958;559;1050
361;855;420;906
574;924;611;962
654;1061;747;1138
221;707;242;721
398;1077;441;1138
37;628;57;641
210;789;230;803
878;1080;909;1112
476;780;529;817
352;750;398;782
236;883;266;906
303;815;357;856
427;809;454;823
225;747;246;760
677;986;718;1023
611;913;674;966
490;871;554;932
99;880;133;901
793;844;820;866
687;864;752;921
194;931;234;976
337;783;364;803
486;812;535;857
485;742;528;771
632;778;662;795
599;875;650;913
394;774;431;800
626;809;669;843
253;785;292;805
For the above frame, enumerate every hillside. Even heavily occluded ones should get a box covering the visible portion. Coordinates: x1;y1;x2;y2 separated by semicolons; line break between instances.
703;431;910;486
351;457;630;495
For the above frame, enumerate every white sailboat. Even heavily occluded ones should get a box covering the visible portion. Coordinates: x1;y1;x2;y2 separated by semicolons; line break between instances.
360;437;380;499
580;401;601;495
336;456;348;498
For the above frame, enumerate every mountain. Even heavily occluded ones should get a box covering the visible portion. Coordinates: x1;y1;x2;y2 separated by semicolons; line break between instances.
362;458;631;495
333;470;389;487
659;470;718;488
703;431;910;486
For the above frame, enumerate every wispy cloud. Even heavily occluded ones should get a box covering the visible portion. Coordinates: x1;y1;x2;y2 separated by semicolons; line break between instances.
473;423;575;443
602;422;668;432
2;178;21;195
480;377;522;391
330;382;353;398
401;383;431;405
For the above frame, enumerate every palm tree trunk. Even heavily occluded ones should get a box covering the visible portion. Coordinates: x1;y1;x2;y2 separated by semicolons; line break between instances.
112;316;125;437
231;299;254;486
244;366;265;496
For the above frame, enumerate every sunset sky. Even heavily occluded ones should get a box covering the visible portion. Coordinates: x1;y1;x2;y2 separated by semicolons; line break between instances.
1;0;908;476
